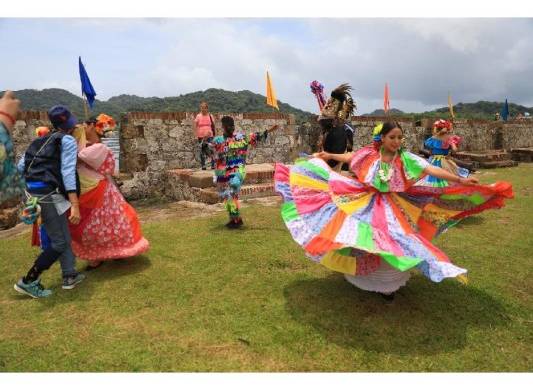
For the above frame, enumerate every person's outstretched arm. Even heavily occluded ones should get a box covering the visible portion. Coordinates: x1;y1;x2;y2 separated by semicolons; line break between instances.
424;164;478;185
313;151;354;164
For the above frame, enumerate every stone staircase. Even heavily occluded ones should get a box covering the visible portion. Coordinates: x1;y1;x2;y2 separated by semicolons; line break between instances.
510;147;533;163
165;163;277;204
453;150;518;169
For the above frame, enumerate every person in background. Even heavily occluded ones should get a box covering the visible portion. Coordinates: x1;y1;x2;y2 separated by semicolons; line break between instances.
192;101;216;170
418;119;469;187
316;84;355;172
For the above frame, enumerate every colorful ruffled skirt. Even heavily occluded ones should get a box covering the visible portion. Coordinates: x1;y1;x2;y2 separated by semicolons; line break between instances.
274;158;513;285
420;155;470;187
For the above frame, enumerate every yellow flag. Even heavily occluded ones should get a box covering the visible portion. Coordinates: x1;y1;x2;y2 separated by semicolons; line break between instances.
266;71;279;110
448;92;455;119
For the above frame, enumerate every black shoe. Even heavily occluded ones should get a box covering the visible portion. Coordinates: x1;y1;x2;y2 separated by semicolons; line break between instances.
201;167;207;171
226;220;241;229
379;292;395;302
85;261;103;271
62;273;86;290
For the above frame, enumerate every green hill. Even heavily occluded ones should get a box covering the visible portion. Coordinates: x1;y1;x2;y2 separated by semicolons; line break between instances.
8;88;532;122
364;101;532;120
363;108;405;116
6;88;314;123
425;101;532;120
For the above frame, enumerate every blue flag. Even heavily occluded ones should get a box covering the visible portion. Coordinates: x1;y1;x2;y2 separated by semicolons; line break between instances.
501;98;509;121
79;57;96;108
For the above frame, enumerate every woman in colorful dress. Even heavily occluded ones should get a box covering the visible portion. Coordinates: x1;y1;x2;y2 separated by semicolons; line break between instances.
420;119;469;187
70;114;149;269
275;121;513;301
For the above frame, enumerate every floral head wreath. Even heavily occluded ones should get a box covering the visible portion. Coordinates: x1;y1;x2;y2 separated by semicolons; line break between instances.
95;113;116;136
432;119;452;135
35;126;50;137
372;123;384;142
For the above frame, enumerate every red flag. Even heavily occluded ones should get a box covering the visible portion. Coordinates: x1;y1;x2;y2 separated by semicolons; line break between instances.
384;83;390;114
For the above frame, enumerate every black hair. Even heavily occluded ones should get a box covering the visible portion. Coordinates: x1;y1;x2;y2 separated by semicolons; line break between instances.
85;116;98;125
221;116;235;131
380;121;403;137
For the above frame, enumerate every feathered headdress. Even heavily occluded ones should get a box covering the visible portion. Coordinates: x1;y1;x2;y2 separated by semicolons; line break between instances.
319;83;356;123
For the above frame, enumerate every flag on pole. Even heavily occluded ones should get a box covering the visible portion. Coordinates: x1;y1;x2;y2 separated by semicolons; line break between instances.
79;57;96;109
448;92;455;119
501;99;509;121
266;71;279;110
384;83;390;114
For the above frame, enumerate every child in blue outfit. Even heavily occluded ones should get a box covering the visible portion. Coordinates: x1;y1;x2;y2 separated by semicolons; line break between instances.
419;119;469;187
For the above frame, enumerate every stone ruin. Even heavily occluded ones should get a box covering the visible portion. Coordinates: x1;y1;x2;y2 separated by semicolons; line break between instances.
1;111;533;229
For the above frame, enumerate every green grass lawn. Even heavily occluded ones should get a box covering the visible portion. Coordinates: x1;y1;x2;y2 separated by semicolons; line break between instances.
0;165;532;372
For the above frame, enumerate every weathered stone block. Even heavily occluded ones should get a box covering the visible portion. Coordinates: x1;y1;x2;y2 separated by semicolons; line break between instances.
0;206;20;230
122;153;148;172
148;160;167;172
275;136;290;146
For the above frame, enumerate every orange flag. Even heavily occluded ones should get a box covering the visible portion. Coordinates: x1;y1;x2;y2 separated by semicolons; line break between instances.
384;83;390;114
266;71;279;110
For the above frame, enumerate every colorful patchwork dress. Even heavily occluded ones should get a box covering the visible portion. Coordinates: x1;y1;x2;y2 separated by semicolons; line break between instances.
420;136;469;187
274;145;513;292
211;131;268;221
69;143;149;261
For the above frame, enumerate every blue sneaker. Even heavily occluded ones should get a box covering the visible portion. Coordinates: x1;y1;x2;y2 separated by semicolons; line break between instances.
62;273;86;290
14;279;52;298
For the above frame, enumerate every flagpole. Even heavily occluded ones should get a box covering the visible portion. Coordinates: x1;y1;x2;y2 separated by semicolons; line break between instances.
384;83;390;119
448;91;455;123
82;93;89;121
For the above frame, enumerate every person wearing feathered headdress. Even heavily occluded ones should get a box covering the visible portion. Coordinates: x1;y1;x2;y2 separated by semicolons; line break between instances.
69;113;149;269
419;119;469;187
316;83;356;172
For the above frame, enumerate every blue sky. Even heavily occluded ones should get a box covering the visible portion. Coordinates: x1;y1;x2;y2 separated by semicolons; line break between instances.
1;18;533;114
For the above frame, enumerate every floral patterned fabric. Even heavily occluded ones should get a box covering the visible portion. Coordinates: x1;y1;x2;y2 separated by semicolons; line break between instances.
69;143;149;261
0;122;24;206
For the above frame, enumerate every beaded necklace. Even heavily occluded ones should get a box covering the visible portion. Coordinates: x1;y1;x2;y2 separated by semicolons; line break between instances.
378;148;397;182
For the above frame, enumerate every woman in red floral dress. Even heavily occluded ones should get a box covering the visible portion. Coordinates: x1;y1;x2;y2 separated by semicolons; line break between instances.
70;114;149;269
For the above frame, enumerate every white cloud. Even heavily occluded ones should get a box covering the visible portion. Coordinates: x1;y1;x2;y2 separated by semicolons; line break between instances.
3;18;533;112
